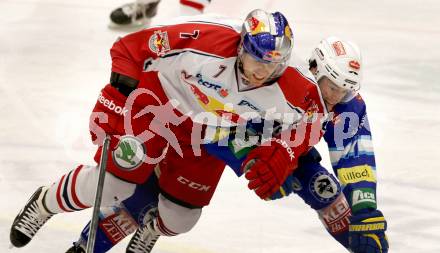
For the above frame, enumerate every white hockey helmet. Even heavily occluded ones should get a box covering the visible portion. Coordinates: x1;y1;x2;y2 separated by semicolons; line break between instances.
309;36;362;101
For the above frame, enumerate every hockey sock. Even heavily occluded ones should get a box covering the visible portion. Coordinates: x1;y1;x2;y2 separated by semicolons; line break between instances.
44;165;136;213
153;194;201;236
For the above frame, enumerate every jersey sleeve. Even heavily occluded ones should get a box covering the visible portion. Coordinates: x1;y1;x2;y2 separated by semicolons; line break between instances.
277;67;328;173
110;32;146;81
324;95;378;214
110;21;240;81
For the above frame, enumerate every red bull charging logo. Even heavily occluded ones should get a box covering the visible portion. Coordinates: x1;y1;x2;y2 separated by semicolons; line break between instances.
263;50;282;61
180;71;244;123
248;17;266;35
148;30;171;56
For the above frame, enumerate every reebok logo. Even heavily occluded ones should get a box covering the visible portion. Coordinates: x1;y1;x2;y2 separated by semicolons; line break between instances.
98;92;128;116
265;138;295;161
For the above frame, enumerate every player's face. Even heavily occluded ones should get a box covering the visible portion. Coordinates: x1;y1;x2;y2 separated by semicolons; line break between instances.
241;52;278;88
318;77;349;110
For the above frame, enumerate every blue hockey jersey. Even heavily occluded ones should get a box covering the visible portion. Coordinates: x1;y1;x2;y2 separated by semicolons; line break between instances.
323;94;377;213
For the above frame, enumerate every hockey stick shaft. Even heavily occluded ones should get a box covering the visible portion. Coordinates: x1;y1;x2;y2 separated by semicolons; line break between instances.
86;135;111;253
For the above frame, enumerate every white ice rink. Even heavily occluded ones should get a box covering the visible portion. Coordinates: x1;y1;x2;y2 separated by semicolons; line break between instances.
1;0;440;252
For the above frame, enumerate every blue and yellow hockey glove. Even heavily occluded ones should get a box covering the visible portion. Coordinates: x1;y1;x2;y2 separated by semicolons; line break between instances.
348;209;389;253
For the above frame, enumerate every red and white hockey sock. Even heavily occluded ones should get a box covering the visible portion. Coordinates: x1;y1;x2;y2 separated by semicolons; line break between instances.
43;165;136;214
151;214;179;236
151;194;202;236
180;0;210;15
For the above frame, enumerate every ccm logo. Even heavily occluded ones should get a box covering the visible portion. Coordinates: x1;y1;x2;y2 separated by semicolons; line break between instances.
177;176;211;192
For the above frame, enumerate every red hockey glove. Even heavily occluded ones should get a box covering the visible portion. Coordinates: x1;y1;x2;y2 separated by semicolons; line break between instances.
89;84;129;146
242;138;298;199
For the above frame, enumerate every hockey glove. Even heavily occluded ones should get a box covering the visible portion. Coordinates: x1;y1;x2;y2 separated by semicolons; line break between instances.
89;84;129;146
348;209;389;253
242;138;297;199
267;173;297;200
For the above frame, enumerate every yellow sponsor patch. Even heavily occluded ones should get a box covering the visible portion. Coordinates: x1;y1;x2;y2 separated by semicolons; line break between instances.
338;165;376;185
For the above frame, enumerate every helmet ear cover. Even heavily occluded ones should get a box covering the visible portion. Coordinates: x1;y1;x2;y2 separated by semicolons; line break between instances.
309;59;317;70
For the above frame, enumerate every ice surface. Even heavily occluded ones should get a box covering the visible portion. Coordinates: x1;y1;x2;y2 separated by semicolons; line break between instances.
1;0;439;252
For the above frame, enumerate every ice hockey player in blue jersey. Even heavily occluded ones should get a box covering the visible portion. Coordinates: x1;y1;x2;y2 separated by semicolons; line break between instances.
268;36;389;253
66;37;388;253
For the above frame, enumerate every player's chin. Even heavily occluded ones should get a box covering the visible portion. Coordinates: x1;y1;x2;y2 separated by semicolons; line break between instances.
248;78;266;88
324;100;336;110
253;74;267;82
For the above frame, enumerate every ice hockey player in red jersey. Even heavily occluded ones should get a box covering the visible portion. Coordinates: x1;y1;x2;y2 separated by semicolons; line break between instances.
10;9;327;252
64;37;388;253
109;0;211;28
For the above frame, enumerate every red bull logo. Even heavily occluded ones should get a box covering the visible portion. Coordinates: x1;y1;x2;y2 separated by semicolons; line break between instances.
215;110;243;123
306;102;319;122
181;71;210;105
189;83;210;105
248;17;266;35
148;30;171;56
180;71;243;124
263;50;282;61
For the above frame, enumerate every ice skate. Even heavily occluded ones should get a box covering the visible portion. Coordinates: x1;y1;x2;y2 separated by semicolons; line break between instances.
66;243;86;253
109;0;161;29
126;208;160;253
10;186;54;248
